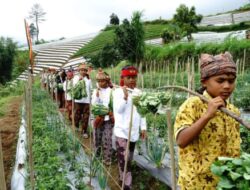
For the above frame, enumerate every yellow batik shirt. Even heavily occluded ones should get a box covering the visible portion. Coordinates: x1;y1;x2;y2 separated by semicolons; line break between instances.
174;91;241;190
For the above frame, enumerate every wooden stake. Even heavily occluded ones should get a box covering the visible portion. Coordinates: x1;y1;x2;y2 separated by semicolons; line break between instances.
191;57;195;91
0;132;6;190
173;57;179;86
158;85;250;129
187;57;191;97
122;103;134;190
27;72;35;190
166;109;177;190
242;49;246;76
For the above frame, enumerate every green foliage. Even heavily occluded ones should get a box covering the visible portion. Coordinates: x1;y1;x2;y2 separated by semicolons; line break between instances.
161;24;182;43
144;39;250;68
71;79;87;99
73;30;115;58
198;22;250;32
12;50;29;79
233;74;250;111
86;43;121;68
97;166;107;190
102;24;119;31
145;132;168;168
0;81;24;98
240;124;250;154
234;3;250;12
91;104;109;116
0;37;17;84
144;19;170;25
114;11;145;64
110;13;119;25
173;4;202;41
30;87;88;189
211;153;250;189
132;92;171;116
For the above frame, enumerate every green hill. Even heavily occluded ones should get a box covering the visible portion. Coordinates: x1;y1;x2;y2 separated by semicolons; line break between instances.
73;23;168;58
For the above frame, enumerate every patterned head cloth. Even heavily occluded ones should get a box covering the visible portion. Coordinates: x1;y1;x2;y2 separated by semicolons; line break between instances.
200;52;236;82
120;65;138;86
78;63;88;71
96;68;109;81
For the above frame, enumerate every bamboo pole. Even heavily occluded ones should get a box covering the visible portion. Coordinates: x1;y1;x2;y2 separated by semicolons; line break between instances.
242;49;246;76
166;109;177;190
27;72;35;190
158;85;250;129
191;57;195;91
167;61;170;86
187;57;191;97
122;102;134;190
0;132;7;190
173;57;179;86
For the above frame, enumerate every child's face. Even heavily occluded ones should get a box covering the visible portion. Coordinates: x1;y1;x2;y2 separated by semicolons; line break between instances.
123;75;137;89
97;79;108;88
202;74;236;100
79;68;88;77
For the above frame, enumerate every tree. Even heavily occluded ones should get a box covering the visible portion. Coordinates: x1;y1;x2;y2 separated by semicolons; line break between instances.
173;4;202;41
87;43;121;68
161;24;182;43
29;23;37;42
110;13;120;25
114;11;145;64
28;3;46;43
0;37;17;84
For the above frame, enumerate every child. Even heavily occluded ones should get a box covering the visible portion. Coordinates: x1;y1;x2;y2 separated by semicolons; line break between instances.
63;70;74;122
73;63;92;138
55;69;66;108
91;69;114;165
174;52;241;189
113;65;147;190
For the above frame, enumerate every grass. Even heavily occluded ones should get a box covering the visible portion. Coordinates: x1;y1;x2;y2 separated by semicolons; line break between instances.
73;23;169;58
0;96;19;117
73;30;115;58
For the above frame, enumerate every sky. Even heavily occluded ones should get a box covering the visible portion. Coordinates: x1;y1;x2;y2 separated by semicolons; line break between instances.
0;0;249;45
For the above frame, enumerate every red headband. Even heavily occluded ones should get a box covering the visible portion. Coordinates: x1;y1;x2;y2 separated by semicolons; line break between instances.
121;68;138;77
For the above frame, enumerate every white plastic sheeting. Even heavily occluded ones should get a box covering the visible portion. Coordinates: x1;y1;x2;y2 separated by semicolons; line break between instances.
11;106;27;190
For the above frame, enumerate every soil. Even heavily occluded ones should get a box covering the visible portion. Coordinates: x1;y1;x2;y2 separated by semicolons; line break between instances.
73;130;169;190
0;96;22;190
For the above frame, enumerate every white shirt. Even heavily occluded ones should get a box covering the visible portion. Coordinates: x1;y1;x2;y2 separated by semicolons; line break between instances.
91;87;112;121
113;88;146;142
72;75;92;103
63;79;73;101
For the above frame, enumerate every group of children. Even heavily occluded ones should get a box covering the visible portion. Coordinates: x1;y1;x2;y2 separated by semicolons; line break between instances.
40;51;242;190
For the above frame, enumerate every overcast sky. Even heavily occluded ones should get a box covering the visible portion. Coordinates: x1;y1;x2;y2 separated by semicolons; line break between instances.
0;0;248;45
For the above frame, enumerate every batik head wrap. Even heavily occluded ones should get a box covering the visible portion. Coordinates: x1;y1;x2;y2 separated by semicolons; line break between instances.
96;68;109;81
78;63;88;71
200;52;236;82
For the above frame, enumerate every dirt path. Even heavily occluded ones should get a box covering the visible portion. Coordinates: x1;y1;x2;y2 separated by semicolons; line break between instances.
0;96;22;190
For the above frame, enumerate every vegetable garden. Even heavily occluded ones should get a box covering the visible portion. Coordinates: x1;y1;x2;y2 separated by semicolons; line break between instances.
1;49;250;189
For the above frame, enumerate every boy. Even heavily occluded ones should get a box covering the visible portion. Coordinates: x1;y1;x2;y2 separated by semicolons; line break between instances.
113;65;147;190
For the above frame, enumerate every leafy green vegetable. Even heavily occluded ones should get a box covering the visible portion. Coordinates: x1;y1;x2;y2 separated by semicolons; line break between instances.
145;132;168;168
71;80;87;99
211;153;250;189
91;104;109;116
133;92;171;116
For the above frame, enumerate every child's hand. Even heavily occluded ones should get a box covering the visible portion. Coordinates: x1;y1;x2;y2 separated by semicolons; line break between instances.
96;89;99;97
141;130;147;140
205;96;225;119
122;86;128;100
